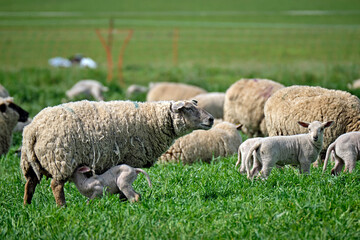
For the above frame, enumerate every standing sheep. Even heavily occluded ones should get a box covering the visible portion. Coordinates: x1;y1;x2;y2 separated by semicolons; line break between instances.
224;79;284;137
146;82;207;102
0;97;29;156
159;121;242;164
192;92;225;119
264;85;360;158
245;120;334;180
235;137;262;174
21;99;214;206
71;164;152;203
66;79;108;101
323;132;360;175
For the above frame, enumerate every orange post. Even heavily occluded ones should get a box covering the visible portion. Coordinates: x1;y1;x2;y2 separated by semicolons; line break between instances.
117;29;133;87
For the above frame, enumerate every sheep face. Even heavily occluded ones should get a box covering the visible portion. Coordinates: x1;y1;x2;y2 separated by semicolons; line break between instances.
298;120;334;144
0;98;28;126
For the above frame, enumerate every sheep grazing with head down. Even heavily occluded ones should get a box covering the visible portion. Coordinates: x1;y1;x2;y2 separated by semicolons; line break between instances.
224;79;284;137
21;99;214;206
71;164;152;203
159;121;242;164
66;79;108;101
0;97;29;156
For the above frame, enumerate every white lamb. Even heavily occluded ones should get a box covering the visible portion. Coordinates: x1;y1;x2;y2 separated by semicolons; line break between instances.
66;80;108;101
323;132;360;175
245;121;334;180
71;165;152;203
235;137;262;174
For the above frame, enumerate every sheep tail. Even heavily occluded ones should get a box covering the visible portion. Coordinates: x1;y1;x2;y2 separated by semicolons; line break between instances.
135;168;153;188
21;134;42;181
323;142;336;173
235;147;242;169
245;141;261;178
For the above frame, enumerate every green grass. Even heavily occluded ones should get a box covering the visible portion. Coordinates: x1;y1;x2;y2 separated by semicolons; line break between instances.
1;0;360;239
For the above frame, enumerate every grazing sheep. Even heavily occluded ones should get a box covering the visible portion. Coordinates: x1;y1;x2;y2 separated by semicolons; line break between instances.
0;97;29;156
0;85;10;98
347;79;360;89
159;121;242;164
21;99;214;206
71;165;152;203
146;82;207;102
264;85;360;158
66;80;108;101
235;137;262;174
126;84;149;98
192;92;225;119
224;79;284;137
323;132;360;175
245;121;334;180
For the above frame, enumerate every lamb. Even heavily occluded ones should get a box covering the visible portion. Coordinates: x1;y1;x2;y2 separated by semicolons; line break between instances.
146;82;207;102
192;92;225;119
245;120;334;180
235;137;262;174
159;121;242;164
264;85;360;158
71;164;152;203
323;132;360;175
0;97;29;155
126;84;149;98
224;78;284;137
21;99;214;206
66;79;109;101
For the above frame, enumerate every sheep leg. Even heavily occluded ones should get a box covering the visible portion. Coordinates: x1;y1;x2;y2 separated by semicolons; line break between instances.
51;179;66;207
23;172;40;205
299;162;311;174
342;154;357;173
259;163;273;180
331;156;344;175
249;158;262;180
117;172;140;203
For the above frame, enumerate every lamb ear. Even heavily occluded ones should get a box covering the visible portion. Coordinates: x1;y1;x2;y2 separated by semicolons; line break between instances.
171;101;185;112
0;104;6;113
298;121;309;128
323;121;334;128
77;166;91;173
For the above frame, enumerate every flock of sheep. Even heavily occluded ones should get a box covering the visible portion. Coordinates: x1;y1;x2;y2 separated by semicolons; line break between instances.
1;78;360;207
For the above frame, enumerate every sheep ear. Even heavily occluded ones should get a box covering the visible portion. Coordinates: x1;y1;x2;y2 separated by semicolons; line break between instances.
323;121;334;128
298;121;309;128
236;124;243;131
77;166;91;173
191;99;198;106
0;104;6;113
171;101;185;112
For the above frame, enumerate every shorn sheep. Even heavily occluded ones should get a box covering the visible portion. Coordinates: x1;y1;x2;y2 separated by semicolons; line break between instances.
264;85;360;158
224;79;284;137
146;82;207;102
245;121;334;180
159;121;242;164
21;99;214;206
66;79;108;101
0;97;29;155
323;132;360;175
71;164;152;203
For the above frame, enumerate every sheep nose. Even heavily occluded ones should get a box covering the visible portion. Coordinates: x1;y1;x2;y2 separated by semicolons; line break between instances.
209;116;214;126
314;136;318;141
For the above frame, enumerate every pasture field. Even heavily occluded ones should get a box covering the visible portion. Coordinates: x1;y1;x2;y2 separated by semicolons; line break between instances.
1;0;360;239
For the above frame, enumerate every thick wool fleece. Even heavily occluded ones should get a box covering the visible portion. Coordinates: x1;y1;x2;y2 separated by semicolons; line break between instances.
146;82;207;101
192;92;225;119
264;85;360;155
159;122;242;164
0;98;20;155
21;100;193;181
224;79;284;137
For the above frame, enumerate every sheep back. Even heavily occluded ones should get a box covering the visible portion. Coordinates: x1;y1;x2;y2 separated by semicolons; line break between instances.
193;92;225;119
146;82;207;101
224;79;284;137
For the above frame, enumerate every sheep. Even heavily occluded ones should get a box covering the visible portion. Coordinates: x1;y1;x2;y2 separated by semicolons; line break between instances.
224;78;284;137
347;79;360;89
264;85;360;159
159;121;242;164
0;84;10;98
245;120;334;180
21;99;214;206
235;137;262;174
146;82;207;102
323;132;360;175
71;164;152;203
126;84;149;98
66;79;108;101
192;92;225;119
0;97;29;156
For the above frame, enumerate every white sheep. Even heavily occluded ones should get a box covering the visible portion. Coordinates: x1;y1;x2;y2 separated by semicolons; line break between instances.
146;82;207;102
347;79;360;89
21;99;214;206
66;79;108;101
0;97;29;156
224;78;284;137
192;92;225;119
71;164;152;203
245;121;334;180
159;121;242;164
235;137;262;174
323;132;360;175
264;85;360;159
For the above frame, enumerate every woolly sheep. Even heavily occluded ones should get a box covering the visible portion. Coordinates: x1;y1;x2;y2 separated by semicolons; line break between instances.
224;79;284;137
146;82;207;102
0;97;29;156
71;164;152;203
235;137;262;174
0;85;10;98
245;121;334;180
323;132;360;175
192;92;225;119
66;79;108;101
21;99;214;206
264;85;360;158
159;121;242;164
